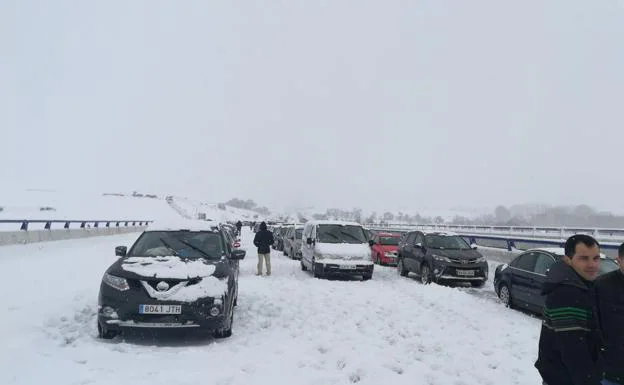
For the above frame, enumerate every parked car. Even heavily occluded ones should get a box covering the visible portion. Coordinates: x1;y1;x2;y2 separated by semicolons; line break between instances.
282;225;304;259
97;220;245;339
397;230;488;287
493;247;620;314
369;232;401;265
300;220;374;280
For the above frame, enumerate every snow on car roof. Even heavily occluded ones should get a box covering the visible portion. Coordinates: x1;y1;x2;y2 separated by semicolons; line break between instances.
145;219;220;232
423;230;460;236
378;232;401;237
307;220;363;226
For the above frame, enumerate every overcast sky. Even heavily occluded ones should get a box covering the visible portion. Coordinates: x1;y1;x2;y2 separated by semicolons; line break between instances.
2;0;623;214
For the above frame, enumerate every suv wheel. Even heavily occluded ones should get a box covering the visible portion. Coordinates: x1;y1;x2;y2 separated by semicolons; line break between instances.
397;259;408;277
420;264;432;285
97;321;118;340
213;305;233;338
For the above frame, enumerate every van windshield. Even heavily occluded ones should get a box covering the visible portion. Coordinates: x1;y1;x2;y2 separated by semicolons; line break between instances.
317;225;367;244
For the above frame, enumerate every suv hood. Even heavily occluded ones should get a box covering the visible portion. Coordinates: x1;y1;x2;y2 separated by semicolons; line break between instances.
315;242;371;261
105;256;229;301
429;248;482;260
113;255;219;279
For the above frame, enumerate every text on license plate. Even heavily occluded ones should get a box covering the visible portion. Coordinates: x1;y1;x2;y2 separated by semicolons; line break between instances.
456;270;475;276
341;265;357;269
139;304;182;314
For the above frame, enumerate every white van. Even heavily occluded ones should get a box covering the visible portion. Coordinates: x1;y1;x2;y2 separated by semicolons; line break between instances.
300;220;374;280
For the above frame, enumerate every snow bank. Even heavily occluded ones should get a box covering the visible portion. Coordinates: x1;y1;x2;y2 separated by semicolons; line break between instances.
121;256;217;278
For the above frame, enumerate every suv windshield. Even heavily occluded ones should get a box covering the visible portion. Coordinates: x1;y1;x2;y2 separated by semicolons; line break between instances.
380;236;399;246
426;235;471;250
129;231;224;260
317;224;368;244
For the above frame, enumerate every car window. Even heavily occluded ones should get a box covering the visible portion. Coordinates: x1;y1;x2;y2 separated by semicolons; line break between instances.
415;233;425;245
533;253;555;275
511;252;539;272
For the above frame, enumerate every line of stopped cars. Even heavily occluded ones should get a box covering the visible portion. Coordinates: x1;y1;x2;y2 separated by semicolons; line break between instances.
97;220;245;339
270;221;621;316
268;221;489;286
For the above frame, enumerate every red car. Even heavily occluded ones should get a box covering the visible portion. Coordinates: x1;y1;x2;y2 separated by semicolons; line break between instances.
369;232;400;265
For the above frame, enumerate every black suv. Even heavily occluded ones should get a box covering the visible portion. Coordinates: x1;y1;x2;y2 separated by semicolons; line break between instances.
397;231;488;287
97;222;245;339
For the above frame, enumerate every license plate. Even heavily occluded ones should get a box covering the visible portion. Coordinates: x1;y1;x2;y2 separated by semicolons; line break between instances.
139;304;182;314
456;270;475;276
341;265;357;269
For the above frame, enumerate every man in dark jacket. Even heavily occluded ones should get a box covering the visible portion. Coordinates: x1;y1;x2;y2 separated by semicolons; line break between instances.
595;242;624;385
235;220;242;236
253;222;274;276
535;234;602;385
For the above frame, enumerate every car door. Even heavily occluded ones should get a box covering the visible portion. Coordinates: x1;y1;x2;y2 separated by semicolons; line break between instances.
508;252;539;307
413;233;427;272
528;252;556;312
302;224;315;267
401;232;418;272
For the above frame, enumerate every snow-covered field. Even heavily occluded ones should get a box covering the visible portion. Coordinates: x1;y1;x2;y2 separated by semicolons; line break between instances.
0;190;260;231
0;228;543;385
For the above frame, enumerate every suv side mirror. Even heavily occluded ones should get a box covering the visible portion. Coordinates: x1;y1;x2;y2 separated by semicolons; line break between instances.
471;243;478;250
415;242;424;249
115;246;127;257
230;249;246;260
306;237;313;245
368;239;375;247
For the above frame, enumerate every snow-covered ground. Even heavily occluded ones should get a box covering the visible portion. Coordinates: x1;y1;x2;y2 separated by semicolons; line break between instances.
0;228;543;385
0;189;261;231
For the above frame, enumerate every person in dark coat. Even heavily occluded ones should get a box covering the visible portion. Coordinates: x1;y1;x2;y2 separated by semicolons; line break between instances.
253;222;274;276
535;234;603;385
235;220;242;236
595;242;624;385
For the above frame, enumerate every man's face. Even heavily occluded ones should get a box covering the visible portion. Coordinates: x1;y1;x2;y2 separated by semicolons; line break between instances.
564;243;601;281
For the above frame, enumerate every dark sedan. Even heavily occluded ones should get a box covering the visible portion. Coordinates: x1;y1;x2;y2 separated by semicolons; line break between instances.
493;247;619;314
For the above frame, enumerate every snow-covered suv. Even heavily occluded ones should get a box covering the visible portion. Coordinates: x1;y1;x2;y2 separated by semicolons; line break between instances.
300;220;374;280
97;220;245;339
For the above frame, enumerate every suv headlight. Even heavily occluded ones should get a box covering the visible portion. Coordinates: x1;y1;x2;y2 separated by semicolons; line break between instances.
103;273;130;291
384;252;396;257
475;256;486;263
432;254;452;263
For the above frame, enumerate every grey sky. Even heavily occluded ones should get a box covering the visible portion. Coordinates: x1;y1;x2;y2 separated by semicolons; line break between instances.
2;0;623;214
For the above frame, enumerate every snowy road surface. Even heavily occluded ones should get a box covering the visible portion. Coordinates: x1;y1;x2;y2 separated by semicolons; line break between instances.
1;229;543;385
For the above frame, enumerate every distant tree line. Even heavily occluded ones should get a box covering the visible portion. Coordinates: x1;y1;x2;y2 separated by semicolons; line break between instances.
449;204;624;228
224;198;270;216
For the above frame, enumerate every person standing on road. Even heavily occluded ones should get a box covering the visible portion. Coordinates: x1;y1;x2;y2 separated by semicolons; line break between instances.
535;234;603;385
595;242;624;385
253;222;274;276
235;220;242;236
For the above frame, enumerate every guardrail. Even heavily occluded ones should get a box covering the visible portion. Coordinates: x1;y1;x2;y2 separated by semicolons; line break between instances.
0;219;152;246
0;219;152;231
367;223;622;259
365;222;624;241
